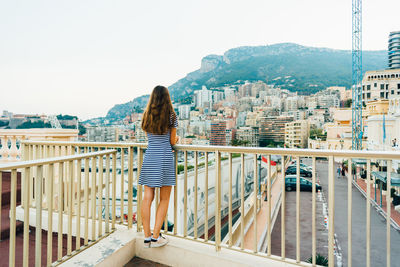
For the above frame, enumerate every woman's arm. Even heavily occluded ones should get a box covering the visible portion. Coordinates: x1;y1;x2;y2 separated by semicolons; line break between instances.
170;128;179;146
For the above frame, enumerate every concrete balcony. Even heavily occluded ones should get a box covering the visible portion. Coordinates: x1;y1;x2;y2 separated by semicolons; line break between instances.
0;129;78;162
0;140;400;266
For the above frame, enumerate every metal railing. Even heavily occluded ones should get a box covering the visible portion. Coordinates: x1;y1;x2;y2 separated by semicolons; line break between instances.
2;140;399;267
0;148;117;267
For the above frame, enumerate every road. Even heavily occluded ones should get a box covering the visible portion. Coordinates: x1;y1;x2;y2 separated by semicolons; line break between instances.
270;190;328;263
306;158;400;267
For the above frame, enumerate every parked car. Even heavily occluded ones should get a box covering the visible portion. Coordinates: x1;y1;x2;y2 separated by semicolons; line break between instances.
285;175;322;192
285;166;312;177
289;162;312;171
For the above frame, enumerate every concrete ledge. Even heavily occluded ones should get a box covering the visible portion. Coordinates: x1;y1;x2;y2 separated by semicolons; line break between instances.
135;235;304;267
58;225;135;267
58;226;310;267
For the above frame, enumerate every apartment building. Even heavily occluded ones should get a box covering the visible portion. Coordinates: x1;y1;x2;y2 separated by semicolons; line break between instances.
260;116;294;145
284;120;310;148
362;69;400;105
210;120;226;146
235;126;259;147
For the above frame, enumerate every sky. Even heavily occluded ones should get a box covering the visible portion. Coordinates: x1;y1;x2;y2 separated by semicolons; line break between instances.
0;0;399;120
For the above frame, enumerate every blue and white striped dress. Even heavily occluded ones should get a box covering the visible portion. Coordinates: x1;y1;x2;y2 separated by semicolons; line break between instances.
138;114;178;188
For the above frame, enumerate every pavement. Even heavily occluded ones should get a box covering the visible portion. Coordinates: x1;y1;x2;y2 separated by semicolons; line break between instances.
125;257;169;267
270;186;328;263
306;158;400;267
243;168;282;251
355;176;400;228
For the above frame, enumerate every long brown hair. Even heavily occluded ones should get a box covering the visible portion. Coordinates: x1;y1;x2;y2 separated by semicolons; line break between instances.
141;85;176;134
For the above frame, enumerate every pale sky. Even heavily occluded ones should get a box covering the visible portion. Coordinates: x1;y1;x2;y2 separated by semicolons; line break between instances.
1;0;399;120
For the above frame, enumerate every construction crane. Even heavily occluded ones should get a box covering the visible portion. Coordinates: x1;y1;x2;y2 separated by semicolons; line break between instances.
48;115;62;129
352;0;363;150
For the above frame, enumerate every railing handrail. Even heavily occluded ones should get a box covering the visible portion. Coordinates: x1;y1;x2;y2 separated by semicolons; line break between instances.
0;149;116;171
22;140;400;160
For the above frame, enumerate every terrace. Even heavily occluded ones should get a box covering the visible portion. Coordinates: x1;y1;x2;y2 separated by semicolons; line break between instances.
0;138;399;267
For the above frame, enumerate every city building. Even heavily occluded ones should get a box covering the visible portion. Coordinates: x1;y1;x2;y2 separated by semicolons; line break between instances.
236;111;247;127
193;86;213;109
362;69;400;105
259;116;293;146
223;87;237;102
367;97;400;152
389;31;400;69
225;128;234;146
284;96;299;111
365;99;389;117
210;120;226;146
307;114;325;129
284;120;310;148
235;126;259;147
87;126;118;142
212;91;225;103
178;104;191;120
366;108;395;151
317;94;340;109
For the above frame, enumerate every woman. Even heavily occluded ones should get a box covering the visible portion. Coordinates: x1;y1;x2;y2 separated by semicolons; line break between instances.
139;85;179;248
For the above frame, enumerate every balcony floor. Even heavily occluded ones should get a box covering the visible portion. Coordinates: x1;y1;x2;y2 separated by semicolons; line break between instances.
125;257;169;267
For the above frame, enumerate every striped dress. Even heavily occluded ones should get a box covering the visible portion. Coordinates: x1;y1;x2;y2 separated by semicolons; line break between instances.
138;114;178;188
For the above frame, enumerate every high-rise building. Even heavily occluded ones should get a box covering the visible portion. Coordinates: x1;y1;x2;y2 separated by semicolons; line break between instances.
87;127;118;142
193;86;213;109
210;120;226;146
259;116;294;145
389;31;400;69
284;120;310;148
362;69;400;105
178;105;191;120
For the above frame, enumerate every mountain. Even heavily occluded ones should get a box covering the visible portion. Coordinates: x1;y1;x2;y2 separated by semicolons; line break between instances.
103;43;387;122
168;43;387;99
105;94;149;121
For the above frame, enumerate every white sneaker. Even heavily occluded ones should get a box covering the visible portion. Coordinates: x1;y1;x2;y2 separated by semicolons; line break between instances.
143;239;151;248
150;233;169;248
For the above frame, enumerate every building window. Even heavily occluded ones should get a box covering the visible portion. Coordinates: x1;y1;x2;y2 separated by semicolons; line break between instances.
386;84;389;89
392;90;395;95
367;93;371;98
381;84;385;89
380;92;385;98
374;83;377;87
367;85;371;90
398;83;400;89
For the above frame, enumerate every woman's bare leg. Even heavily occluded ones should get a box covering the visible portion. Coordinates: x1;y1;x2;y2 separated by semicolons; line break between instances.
153;186;172;238
141;185;155;237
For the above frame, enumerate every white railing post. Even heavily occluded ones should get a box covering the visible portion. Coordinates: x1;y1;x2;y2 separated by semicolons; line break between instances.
386;160;392;267
0;135;9;161
9;136;18;161
35;165;43;267
328;156;335;267
215;150;221;251
183;150;188;237
348;158;353;267
9;169;17;267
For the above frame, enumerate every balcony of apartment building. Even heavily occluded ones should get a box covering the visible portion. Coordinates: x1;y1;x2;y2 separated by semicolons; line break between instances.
0;133;400;266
